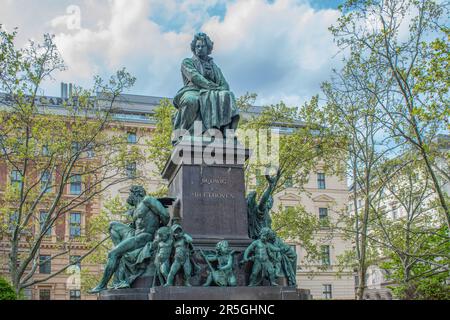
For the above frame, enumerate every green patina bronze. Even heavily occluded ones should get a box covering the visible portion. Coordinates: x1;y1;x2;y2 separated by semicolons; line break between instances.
164;224;199;287
201;240;237;287
269;232;298;286
242;226;298;287
247;169;281;239
89;186;171;293
242;227;280;286
172;32;240;144
152;226;174;286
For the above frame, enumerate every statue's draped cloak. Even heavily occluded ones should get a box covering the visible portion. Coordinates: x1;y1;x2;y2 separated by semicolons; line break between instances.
115;241;156;287
172;56;239;134
247;195;272;240
112;196;171;288
273;238;297;286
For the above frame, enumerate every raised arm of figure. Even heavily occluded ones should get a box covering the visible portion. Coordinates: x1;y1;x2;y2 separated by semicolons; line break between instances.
243;241;256;262
142;196;170;225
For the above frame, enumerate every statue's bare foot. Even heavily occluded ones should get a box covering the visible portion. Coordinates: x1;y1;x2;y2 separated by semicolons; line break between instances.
111;281;130;289
88;285;106;294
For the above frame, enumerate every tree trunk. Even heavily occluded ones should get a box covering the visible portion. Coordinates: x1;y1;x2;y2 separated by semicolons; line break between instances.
419;147;450;230
9;240;20;296
356;192;370;300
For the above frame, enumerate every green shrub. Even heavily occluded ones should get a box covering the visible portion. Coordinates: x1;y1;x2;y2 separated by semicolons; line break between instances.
0;276;17;300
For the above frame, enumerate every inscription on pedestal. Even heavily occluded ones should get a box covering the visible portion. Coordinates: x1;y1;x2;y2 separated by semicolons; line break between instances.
193;177;235;199
167;164;249;241
192;191;235;199
201;177;227;184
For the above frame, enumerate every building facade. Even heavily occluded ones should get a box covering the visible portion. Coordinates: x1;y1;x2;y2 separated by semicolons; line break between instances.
273;166;355;299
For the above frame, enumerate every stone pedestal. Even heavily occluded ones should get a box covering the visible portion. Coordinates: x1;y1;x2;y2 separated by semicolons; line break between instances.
99;276;313;300
99;276;153;300
162;137;251;245
148;286;312;300
100;286;312;300
161;137;253;286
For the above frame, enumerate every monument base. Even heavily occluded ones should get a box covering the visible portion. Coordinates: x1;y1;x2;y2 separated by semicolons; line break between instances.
99;286;312;300
99;288;150;300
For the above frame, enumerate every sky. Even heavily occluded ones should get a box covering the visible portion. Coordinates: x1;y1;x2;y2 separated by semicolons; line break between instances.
0;0;345;107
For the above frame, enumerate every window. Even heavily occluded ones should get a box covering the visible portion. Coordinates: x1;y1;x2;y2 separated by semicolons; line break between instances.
317;173;326;189
321;245;331;266
348;203;353;213
42;144;50;156
22;288;32;300
71;142;81;154
289;244;296;254
69;175;82;194
86;143;95;158
126;162;137;178
70;212;81;238
39;288;51;300
70;255;81;271
127;131;137;144
10;170;23;189
39;255;51;274
39;211;51;236
41;170;51;193
391;207;398;220
323;284;332;299
319;207;329;227
70;290;81;300
8;212;18;234
284;177;293;188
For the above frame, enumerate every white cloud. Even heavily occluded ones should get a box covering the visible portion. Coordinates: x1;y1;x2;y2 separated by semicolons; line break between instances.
202;0;341;105
49;5;82;30
0;0;342;106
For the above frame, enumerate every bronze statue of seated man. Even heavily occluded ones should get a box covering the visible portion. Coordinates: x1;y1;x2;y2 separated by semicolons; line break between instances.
172;32;240;144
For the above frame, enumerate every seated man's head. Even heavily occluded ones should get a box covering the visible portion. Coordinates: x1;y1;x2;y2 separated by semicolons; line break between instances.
127;185;146;207
191;32;213;59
